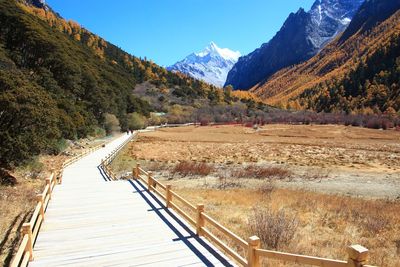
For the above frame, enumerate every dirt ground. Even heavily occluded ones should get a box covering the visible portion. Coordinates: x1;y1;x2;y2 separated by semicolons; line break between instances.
129;124;400;199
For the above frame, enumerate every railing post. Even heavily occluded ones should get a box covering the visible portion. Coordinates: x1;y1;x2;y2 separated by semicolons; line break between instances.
135;163;141;179
21;223;34;261
166;185;172;208
147;172;153;191
36;194;45;220
196;204;205;236
46;178;52;200
247;236;261;267
347;245;369;267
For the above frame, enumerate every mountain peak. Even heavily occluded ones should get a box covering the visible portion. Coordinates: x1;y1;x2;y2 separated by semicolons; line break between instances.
197;42;241;62
168;42;241;87
208;41;218;49
225;0;365;89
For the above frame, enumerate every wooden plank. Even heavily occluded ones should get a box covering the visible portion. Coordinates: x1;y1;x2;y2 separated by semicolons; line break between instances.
20;251;30;267
170;190;197;211
255;249;348;267
41;185;49;199
152;178;166;190
43;194;50;210
32;215;43;241
169;202;196;226
202;212;248;249
202;228;247;266
138;167;148;176
10;235;28;267
29;203;41;226
152;187;167;201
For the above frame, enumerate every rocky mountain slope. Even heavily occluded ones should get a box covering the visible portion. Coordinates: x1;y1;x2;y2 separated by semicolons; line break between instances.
168;42;240;87
251;0;400;114
0;0;268;168
225;0;364;90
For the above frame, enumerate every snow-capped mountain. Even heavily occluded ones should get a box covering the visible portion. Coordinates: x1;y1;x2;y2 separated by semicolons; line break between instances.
225;0;364;90
168;42;241;87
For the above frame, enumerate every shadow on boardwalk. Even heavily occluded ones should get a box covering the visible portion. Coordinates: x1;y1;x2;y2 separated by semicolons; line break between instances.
128;179;234;267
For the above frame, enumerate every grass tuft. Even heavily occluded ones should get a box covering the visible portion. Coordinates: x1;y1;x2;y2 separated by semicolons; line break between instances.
172;161;214;177
232;165;291;180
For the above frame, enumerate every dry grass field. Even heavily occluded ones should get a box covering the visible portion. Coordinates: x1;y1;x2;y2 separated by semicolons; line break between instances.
123;125;400;266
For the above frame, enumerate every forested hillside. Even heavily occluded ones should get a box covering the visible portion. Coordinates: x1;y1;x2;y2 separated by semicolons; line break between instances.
251;0;400;115
0;0;267;168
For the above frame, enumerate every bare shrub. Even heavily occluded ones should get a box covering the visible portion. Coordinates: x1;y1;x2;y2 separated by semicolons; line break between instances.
144;161;168;172
258;182;276;197
363;215;389;235
249;208;299;249
172;161;214;177
232;165;291;180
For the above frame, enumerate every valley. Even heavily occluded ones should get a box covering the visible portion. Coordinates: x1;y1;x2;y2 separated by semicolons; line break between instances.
1;0;400;266
127;125;400;199
113;124;400;266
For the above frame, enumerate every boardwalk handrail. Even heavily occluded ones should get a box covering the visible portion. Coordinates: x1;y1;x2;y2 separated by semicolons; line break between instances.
100;132;137;180
10;173;56;267
10;140;107;267
59;142;106;183
132;163;376;267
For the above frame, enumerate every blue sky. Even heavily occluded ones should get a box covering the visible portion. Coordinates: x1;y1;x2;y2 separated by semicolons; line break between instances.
46;0;315;66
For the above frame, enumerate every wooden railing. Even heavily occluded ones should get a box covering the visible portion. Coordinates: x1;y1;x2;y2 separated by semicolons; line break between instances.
10;140;107;267
59;142;106;183
133;163;377;267
100;133;137;180
10;173;57;267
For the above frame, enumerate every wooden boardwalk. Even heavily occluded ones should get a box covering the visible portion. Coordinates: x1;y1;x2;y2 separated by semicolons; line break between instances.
29;135;234;267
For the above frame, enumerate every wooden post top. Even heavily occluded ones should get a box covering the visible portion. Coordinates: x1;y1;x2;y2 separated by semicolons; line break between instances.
197;204;205;211
166;184;172;189
21;223;32;232
248;236;261;247
348;245;369;262
36;194;44;200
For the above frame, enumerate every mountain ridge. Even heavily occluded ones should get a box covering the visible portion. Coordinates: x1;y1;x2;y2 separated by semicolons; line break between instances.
225;0;364;90
251;0;400;114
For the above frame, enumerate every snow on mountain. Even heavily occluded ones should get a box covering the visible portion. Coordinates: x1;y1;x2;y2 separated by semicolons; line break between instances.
168;42;241;87
308;0;365;48
225;0;365;90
